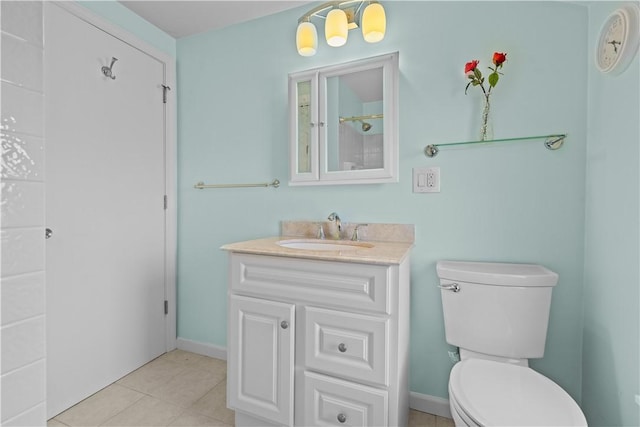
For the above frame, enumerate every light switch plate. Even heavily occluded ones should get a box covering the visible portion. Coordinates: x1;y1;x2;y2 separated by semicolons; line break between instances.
413;167;440;193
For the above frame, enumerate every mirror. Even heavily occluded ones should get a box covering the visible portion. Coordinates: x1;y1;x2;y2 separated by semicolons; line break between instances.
327;67;383;172
296;80;312;174
289;52;398;185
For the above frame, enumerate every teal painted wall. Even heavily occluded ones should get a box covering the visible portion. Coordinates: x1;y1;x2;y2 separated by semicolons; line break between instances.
583;2;640;426
68;1;640;423
177;1;588;403
78;1;176;57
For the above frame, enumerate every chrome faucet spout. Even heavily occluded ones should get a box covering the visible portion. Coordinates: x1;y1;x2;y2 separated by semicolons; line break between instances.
327;212;341;232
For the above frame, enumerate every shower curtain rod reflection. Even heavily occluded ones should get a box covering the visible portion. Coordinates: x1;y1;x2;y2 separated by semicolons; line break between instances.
194;179;280;189
339;113;383;123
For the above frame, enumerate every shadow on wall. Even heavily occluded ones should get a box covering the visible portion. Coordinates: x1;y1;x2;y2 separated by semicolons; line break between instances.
581;324;620;426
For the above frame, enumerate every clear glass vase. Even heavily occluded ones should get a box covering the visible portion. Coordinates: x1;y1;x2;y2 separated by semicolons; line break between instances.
479;93;493;141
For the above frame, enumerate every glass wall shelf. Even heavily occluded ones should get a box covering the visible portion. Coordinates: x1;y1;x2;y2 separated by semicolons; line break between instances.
424;134;566;158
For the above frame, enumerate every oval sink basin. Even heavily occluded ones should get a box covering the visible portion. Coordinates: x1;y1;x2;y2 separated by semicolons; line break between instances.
277;239;374;251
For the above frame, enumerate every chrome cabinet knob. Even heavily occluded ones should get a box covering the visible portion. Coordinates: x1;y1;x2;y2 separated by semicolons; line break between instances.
338;343;347;353
337;413;347;423
45;228;53;239
281;321;289;329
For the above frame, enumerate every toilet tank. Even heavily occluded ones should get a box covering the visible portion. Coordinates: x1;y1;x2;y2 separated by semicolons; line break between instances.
437;260;558;360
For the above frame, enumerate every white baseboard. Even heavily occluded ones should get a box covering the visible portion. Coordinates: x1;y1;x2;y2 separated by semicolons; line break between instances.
409;392;452;419
176;337;227;360
175;338;451;419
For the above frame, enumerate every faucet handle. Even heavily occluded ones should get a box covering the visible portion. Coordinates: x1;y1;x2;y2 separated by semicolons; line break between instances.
351;224;368;241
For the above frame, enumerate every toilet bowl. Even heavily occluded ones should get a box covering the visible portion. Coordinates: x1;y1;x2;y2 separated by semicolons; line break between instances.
448;359;587;426
437;260;587;427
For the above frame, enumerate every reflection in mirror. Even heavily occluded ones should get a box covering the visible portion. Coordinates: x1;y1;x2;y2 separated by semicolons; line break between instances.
326;67;383;172
296;80;312;173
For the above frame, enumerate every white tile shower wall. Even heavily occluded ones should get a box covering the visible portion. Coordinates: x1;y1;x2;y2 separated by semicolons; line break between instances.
339;122;364;169
1;1;46;425
337;123;384;170
363;134;383;169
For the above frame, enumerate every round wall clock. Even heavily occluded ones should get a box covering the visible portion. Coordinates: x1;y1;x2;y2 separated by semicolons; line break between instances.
595;4;640;74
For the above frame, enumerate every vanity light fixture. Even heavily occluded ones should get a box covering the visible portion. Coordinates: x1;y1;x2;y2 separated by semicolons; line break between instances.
295;1;386;56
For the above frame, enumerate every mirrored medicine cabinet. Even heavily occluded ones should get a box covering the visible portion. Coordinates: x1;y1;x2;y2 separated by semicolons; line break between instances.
288;52;399;185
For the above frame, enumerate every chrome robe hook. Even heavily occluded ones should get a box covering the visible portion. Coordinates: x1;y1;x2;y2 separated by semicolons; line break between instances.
101;57;118;80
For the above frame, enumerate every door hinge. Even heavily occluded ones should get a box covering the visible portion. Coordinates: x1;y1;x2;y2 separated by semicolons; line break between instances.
164;300;169;315
161;84;171;104
163;195;168;210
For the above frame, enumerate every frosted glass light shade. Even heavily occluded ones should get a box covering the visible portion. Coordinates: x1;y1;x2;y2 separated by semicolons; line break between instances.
362;2;386;43
296;22;317;56
325;9;348;47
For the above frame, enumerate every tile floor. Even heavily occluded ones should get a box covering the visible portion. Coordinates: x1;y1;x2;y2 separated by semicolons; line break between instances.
48;349;454;427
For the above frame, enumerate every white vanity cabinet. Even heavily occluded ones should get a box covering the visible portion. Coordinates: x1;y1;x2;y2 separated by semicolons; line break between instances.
226;252;410;427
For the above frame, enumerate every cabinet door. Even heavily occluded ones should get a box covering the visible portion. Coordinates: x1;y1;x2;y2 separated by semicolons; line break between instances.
228;295;295;426
289;70;319;183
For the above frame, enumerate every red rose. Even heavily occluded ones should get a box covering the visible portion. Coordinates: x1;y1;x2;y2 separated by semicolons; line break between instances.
465;51;508;96
465;60;479;75
492;52;507;66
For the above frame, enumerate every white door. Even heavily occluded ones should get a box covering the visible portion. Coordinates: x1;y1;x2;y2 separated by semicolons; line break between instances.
228;295;295;426
45;4;168;417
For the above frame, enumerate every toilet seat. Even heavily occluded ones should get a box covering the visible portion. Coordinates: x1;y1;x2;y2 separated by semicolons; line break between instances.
449;359;587;426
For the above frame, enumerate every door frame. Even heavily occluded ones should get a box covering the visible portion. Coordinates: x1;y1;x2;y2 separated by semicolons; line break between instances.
50;1;177;351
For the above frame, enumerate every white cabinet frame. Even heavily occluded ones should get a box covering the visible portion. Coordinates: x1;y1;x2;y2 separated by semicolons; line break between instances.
288;52;399;186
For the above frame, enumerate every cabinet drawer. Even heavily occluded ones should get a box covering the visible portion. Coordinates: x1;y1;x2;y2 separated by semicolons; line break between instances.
302;371;388;427
230;253;390;314
305;306;388;386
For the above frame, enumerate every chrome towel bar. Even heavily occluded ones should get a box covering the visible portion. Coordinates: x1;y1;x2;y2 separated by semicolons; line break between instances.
194;179;280;189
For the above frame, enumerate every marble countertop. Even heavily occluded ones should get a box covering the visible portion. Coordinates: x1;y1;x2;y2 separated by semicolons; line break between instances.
221;236;413;265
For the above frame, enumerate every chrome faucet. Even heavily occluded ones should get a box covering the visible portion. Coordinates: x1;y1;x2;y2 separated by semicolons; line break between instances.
327;212;341;235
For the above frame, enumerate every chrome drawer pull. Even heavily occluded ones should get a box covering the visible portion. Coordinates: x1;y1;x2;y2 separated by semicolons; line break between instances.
337;413;347;423
439;283;460;293
338;343;347;353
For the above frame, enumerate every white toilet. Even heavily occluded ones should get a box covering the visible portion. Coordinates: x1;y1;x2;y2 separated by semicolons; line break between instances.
437;260;587;427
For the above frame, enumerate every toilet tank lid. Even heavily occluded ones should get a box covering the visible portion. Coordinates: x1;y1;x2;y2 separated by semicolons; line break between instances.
436;260;558;287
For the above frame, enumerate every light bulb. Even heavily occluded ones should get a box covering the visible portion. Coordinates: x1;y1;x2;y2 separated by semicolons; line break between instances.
362;2;386;43
325;9;348;47
296;21;317;56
